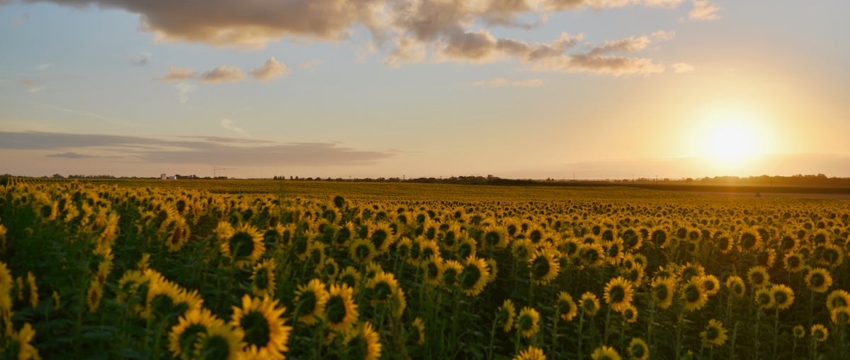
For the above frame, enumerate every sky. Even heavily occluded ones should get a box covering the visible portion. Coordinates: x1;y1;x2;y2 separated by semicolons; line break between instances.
1;0;848;180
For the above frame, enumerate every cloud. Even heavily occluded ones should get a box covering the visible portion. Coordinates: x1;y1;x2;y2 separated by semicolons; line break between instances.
250;57;289;81
0;131;394;167
586;36;651;56
28;0;687;76
21;79;48;93
689;0;719;21
672;62;694;73
472;78;543;87
651;30;676;41
198;65;245;84
220;118;250;137
160;67;195;82
298;60;322;69
175;82;196;104
34;63;53;71
525;33;665;75
46;152;99;159
130;52;151;66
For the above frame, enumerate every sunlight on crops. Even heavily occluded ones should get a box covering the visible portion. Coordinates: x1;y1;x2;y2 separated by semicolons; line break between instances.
1;178;849;359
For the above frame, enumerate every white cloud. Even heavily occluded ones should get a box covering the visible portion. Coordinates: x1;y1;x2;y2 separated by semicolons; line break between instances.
672;62;694;73
689;0;720;21
199;66;245;84
250;57;289;81
161;67;195;82
299;60;322;69
472;78;544;87
221;118;250;137
34;63;53;71
175;82;196;104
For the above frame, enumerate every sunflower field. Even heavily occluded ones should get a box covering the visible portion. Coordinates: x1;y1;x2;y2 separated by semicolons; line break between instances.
1;178;849;360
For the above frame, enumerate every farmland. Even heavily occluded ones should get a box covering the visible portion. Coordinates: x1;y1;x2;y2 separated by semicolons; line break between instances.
1;178;849;359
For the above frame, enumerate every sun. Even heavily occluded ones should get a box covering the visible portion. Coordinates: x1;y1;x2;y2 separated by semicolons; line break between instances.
696;109;770;163
702;121;758;160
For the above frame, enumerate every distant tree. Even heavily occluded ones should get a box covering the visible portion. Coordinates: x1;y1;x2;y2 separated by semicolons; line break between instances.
52;173;64;179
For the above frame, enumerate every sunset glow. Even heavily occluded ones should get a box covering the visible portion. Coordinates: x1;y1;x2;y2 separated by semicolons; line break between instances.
0;1;848;179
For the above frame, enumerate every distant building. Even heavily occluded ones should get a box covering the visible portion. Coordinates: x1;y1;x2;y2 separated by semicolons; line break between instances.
167;175;176;180
161;174;167;180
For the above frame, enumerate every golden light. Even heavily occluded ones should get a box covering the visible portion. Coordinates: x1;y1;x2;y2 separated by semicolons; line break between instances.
692;107;773;173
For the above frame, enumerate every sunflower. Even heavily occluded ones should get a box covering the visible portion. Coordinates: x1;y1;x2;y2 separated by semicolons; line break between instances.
621;304;638;323
410;317;426;346
556;292;578;322
368;272;400;304
338;267;362;294
627;338;649;360
368;222;396;254
142;270;204;320
604;239;624;265
811;324;828;342
680;262;705;283
770;284;795;310
579;292;601;317
716;236;734;254
755;249;777;268
738;229;762;253
460;256;490;297
725;276;746;298
294;279;330;326
87;280;103;313
6;322;40;360
700;319;728;348
482;226;508;250
163;216;191;253
590;345;621;360
193;323;243;360
421;255;444;287
168;308;224;359
651;276;676;309
509;239;533;264
486;258;499;284
826;289;850;311
623;263;645;287
442;260;463;289
513;346;546;360
420;239;441;261
604;277;634;313
220;223;266;268
456;237;478;260
831;307;850;325
23;271;38;308
349;239;376;264
699;275;721;297
497;299;517;332
325;284;359;331
682;278;708;312
783;252;806;273
317;258;339;282
649;228;669;248
231;295;291;359
805;267;833;293
251;259;276;298
343;322;382;360
747;266;770;288
754;287;774;310
516;306;540;338
578;243;606;268
524;248;559;285
793;325;805;338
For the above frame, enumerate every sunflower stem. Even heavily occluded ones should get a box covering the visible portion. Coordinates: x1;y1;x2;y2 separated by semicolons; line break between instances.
603;304;612;344
550;315;558;358
488;314;498;360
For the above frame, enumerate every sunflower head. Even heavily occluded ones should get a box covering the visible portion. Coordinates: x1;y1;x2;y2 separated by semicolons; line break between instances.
556;292;578;322
231;295;291;356
604;277;634;313
621;304;638;323
497;299;516;333
627;338;649;360
460;256;490;297
294;279;330;326
514;346;546;360
784;252;806;273
343;322;382;360
754;287;775;310
811;324;828;342
682;278;708;312
516;306;540;338
409;317;426;346
251;259;276;298
747;266;770;288
771;284;795;310
725;276;746;298
805;268;833;293
325;284;359;332
529;249;560;285
826;289;850;311
651;276;676;309
792;325;806;338
579;292;600;317
701;319;728;348
590;345;622;360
